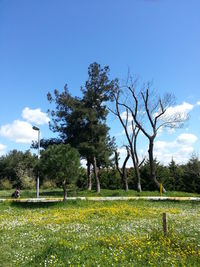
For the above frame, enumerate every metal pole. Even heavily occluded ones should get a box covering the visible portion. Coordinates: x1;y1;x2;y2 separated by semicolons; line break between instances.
36;129;40;198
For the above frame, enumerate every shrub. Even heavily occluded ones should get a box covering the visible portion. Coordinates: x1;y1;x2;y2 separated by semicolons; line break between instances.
20;175;35;189
41;180;57;189
0;178;13;190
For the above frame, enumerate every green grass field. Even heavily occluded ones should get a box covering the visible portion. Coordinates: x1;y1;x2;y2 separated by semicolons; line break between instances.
0;188;200;199
0;199;200;266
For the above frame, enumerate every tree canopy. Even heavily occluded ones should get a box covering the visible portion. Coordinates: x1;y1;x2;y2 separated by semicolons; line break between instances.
46;62;118;192
39;144;80;200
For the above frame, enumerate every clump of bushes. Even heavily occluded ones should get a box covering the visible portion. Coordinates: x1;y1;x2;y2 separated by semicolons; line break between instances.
41;179;57;189
0;178;12;190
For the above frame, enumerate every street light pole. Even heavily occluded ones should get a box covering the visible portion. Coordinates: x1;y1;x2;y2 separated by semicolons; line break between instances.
32;126;40;198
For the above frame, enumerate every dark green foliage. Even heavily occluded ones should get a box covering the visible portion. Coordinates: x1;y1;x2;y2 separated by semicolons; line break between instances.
0;150;37;189
99;168;121;189
39;144;81;199
1;149;200;194
46;62;118;192
139;160;170;191
46;62;117;167
76;168;121;190
182;155;200;193
166;159;185;191
76;167;88;189
133;157;200;193
75;62;117;165
47;84;82;145
31;138;63;150
39;144;80;184
126;167;137;189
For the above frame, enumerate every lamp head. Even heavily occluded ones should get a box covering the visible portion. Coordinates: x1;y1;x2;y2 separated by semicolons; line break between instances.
32;126;40;131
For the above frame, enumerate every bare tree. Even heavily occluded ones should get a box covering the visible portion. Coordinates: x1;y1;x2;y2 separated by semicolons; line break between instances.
117;78;188;193
109;88;144;192
115;146;130;191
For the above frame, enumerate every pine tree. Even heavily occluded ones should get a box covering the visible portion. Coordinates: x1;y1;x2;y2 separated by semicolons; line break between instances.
46;62;118;192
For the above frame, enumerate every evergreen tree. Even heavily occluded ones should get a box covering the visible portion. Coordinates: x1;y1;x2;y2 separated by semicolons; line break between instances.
78;62;117;192
167;159;184;191
46;62;118;192
183;155;200;193
39;144;80;200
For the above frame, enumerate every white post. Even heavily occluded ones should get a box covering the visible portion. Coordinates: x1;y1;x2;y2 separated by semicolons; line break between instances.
33;126;40;198
36;129;40;198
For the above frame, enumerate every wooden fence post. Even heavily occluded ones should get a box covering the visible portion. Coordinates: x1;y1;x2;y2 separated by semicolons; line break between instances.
162;212;168;235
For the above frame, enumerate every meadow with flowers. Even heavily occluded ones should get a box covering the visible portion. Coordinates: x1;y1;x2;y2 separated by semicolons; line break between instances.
0;199;200;266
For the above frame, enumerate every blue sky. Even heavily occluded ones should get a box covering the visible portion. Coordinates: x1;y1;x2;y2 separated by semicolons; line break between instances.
0;0;199;165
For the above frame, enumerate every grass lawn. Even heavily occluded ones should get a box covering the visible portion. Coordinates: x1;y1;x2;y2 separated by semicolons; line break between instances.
0;188;200;199
0;200;200;266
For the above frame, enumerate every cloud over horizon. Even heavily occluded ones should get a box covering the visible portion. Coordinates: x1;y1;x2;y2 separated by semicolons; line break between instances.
0;120;38;144
116;132;198;167
154;133;198;165
0;107;50;144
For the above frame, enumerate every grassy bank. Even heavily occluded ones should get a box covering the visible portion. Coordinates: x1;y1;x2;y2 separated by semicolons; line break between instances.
0;200;200;266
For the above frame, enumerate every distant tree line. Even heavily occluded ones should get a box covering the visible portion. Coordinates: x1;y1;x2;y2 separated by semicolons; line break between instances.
0;150;200;193
0;150;37;190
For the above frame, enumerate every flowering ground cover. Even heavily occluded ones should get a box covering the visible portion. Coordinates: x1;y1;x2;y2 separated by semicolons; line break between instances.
0;200;200;266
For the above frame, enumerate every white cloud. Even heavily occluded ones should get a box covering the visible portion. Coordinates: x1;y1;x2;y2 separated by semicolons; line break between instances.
162;102;193;121
176;133;198;145
22;107;50;125
120;111;133;122
154;133;198;165
154;102;193;135
197;101;200;106
116;132;198;167
117;147;128;156
0;144;6;156
117;146;133;168
165;102;193;117
154;102;193;127
0;120;38;144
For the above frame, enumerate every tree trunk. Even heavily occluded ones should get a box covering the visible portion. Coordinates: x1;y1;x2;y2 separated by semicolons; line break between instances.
93;156;100;193
87;160;92;191
62;179;67;201
130;149;142;192
122;173;129;192
135;166;142;192
115;150;129;192
137;181;142;192
148;139;166;193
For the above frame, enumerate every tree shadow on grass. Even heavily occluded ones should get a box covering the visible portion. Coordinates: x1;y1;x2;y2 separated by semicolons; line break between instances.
39;190;64;197
39;189;77;197
10;201;64;209
10;199;87;209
